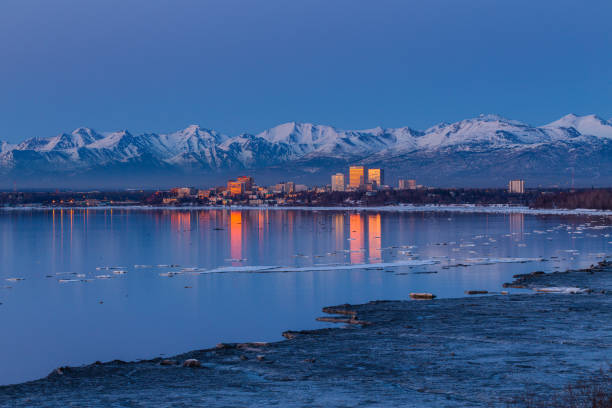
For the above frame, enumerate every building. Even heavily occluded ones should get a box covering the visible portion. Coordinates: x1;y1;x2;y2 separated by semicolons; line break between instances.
272;182;295;194
170;187;193;198
197;189;212;199
227;180;246;196
331;173;345;192
349;166;366;190
398;179;417;190
367;168;384;189
236;176;254;191
508;179;525;194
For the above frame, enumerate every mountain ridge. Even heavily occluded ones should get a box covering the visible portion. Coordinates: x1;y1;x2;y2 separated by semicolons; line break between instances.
1;114;611;188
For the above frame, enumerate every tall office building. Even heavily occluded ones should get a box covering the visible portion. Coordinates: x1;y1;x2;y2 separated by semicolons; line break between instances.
398;179;417;190
367;168;384;188
227;180;246;196
331;173;345;191
508;179;525;194
349;166;366;190
236;176;254;191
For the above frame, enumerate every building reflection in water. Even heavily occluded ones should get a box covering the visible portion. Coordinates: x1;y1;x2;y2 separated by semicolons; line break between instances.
509;213;524;241
230;211;243;264
170;211;191;233
333;213;345;251
349;214;365;264
368;214;382;263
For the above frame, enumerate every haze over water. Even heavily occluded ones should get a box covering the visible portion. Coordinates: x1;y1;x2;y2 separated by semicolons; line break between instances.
0;208;610;385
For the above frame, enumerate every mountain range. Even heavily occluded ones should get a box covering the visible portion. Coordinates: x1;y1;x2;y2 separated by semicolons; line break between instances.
1;114;611;188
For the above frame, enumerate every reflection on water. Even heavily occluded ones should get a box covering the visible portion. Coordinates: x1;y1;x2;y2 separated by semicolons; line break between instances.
0;208;609;386
349;214;365;264
230;211;243;264
368;214;382;263
509;213;524;241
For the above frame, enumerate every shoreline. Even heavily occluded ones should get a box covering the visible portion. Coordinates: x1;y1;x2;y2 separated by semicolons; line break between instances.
2;203;612;217
1;259;610;406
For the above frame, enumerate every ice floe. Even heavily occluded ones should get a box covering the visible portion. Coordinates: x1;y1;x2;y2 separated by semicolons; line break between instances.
534;287;588;294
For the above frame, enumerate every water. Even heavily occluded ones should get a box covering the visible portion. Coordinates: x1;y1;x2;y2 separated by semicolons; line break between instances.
0;208;610;385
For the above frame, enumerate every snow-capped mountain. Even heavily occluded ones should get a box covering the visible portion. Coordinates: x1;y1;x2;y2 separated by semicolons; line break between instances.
1;114;611;188
544;114;612;139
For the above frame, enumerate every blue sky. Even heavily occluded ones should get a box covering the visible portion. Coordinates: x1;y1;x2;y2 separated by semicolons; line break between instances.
1;0;611;142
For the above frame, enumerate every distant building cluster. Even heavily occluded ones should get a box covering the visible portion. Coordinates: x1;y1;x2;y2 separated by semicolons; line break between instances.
335;166;387;191
331;166;421;192
159;168;527;206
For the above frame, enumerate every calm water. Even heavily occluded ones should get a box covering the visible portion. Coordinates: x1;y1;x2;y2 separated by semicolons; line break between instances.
0;208;610;385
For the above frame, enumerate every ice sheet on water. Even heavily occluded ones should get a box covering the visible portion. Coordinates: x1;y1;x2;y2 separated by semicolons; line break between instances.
198;260;440;275
534;287;588;294
462;257;545;265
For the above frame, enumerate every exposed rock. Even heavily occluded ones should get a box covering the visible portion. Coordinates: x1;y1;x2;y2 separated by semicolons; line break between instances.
465;290;488;295
409;292;436;300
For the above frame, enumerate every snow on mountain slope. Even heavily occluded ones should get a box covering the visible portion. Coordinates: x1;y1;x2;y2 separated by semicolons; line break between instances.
157;125;228;155
0;114;610;186
415;114;561;150
256;122;405;158
544;114;612;139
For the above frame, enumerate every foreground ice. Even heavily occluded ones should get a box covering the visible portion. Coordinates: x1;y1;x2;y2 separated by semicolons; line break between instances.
199;260;440;275
2;261;610;407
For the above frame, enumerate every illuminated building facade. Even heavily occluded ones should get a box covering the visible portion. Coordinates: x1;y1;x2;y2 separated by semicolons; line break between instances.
331;173;345;192
508;179;525;194
367;168;384;188
349;166;366;190
228;180;246;196
237;176;253;191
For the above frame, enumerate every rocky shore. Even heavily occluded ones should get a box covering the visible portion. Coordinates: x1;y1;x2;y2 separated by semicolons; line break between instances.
1;260;610;407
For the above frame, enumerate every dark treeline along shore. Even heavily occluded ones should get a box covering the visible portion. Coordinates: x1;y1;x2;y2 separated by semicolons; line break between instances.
1;188;612;210
1;260;611;407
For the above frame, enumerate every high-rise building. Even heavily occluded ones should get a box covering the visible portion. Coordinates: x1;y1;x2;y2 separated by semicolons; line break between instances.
228;180;246;196
398;179;417;190
508;179;525;194
349;166;366;190
331;173;345;191
367;168;384;188
236;176;254;191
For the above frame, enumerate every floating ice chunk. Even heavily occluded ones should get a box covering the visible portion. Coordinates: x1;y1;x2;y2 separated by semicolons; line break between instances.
534;287;588;294
203;260;440;275
159;272;174;277
463;257;544;265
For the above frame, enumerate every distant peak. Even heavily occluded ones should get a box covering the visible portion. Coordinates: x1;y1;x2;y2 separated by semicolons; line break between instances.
72;127;95;134
478;113;506;121
475;114;522;124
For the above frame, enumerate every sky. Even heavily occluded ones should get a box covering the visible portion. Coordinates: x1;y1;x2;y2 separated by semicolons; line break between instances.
0;0;611;142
